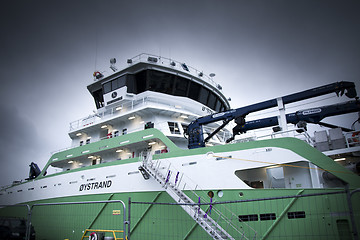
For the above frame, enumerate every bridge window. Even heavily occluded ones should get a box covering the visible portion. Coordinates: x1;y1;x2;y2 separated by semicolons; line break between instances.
110;69;228;112
134;71;147;93
174;77;189;97
215;100;222;112
208;92;217;110
103;82;111;94
148;70;174;94
103;75;127;94
188;81;201;102
199;87;209;105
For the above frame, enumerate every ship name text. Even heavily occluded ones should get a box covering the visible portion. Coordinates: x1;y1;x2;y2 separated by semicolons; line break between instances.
79;180;112;191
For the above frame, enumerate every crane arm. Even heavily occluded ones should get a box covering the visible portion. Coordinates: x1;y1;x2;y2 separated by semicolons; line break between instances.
187;81;357;149
232;99;360;137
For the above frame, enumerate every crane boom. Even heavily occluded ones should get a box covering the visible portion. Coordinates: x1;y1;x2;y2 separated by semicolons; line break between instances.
187;81;357;149
233;100;360;135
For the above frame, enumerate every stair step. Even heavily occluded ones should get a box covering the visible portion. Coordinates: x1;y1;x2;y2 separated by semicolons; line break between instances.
143;162;234;240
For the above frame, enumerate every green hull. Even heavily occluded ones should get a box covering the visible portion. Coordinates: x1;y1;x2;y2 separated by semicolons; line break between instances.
1;188;359;240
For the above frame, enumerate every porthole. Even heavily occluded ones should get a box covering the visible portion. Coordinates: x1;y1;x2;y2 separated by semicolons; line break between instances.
239;192;244;197
217;190;224;198
208;191;214;198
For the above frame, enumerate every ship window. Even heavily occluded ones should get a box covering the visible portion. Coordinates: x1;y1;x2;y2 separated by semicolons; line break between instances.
220;104;225;112
174;76;189;97
207;92;216;110
80;141;84;146
103;82;112;94
288;211;306;219
168;122;180;134
260;213;276;221
127;69;228;112
103;76;127;95
145;122;154;129
215;100;221;112
250;181;264;188
188;81;201;101
114;131;119;137
126;74;136;93
111;79;118;90
111;76;126;91
148;70;174;94
123;128;127;135
199;87;209;105
134;71;147;94
238;214;258;222
86;139;90;144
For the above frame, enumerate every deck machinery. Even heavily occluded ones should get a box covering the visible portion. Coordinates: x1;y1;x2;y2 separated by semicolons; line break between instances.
187;81;359;149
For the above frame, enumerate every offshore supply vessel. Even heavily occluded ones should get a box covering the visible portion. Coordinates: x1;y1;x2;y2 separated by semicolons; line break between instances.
0;53;360;240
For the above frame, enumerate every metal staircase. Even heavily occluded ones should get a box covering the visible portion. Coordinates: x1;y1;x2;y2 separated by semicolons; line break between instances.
140;154;238;240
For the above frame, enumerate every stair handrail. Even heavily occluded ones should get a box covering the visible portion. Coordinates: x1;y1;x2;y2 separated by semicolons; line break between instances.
142;155;257;239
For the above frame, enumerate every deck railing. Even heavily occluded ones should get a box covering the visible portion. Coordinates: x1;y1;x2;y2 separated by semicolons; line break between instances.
69;95;201;132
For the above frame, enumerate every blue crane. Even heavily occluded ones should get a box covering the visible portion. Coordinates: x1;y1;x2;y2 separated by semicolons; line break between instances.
187;81;358;149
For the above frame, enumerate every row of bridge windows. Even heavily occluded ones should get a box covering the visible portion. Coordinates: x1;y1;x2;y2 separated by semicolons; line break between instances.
101;69;228;112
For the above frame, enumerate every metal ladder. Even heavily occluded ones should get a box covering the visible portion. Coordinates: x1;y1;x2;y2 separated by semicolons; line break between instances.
141;155;235;240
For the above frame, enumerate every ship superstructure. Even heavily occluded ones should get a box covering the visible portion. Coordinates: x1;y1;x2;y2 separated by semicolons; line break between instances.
0;53;359;240
51;54;232;173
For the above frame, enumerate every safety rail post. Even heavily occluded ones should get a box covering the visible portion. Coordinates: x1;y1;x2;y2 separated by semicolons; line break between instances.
128;197;131;240
29;200;128;240
346;186;359;240
177;172;184;188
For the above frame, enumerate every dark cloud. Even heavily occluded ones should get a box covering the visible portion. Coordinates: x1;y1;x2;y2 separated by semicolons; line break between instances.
0;104;42;185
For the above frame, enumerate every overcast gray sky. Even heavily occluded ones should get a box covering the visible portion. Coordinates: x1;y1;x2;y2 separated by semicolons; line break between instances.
1;0;359;186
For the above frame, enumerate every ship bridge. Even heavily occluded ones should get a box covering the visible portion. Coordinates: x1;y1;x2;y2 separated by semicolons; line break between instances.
87;53;230;112
67;54;233;151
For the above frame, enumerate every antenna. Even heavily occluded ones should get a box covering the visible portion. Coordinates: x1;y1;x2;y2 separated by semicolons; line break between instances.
110;58;118;72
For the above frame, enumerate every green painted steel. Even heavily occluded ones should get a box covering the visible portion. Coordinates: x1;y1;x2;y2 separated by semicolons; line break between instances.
2;129;359;239
33;128;359;189
1;188;359;239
